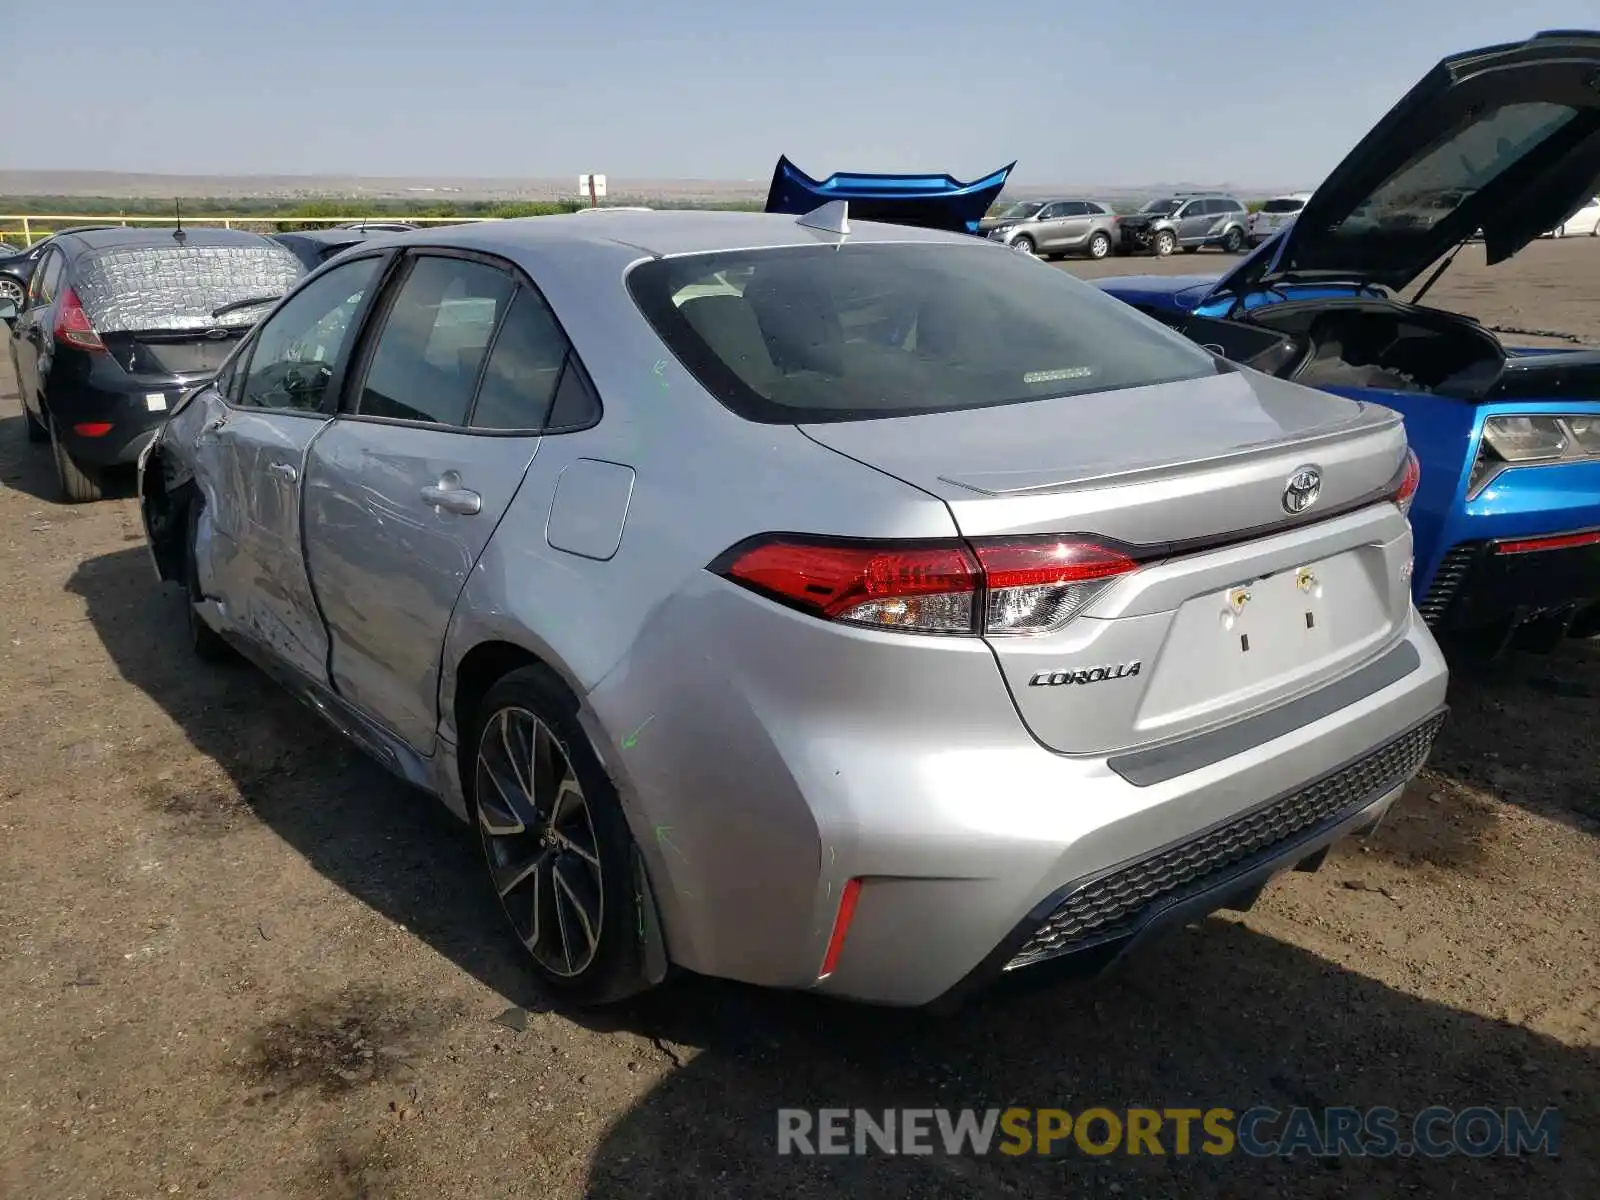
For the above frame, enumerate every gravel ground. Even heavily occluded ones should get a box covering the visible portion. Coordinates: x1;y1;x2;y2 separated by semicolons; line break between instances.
0;238;1596;1199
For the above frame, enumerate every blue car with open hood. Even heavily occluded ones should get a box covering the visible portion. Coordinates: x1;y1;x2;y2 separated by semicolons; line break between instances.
1095;30;1600;653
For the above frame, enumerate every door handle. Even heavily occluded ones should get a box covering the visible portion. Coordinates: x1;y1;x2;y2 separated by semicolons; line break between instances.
267;461;298;483
421;479;482;516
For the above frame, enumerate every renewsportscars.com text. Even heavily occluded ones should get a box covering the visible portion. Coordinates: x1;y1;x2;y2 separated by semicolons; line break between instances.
777;1106;1561;1159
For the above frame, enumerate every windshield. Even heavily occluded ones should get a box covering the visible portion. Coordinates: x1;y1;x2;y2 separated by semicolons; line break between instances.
1139;198;1181;215
1330;101;1579;237
74;243;305;333
627;242;1219;424
997;201;1045;219
1261;198;1306;214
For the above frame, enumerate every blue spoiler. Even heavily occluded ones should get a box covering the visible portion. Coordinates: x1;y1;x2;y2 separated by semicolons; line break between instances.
763;155;1016;235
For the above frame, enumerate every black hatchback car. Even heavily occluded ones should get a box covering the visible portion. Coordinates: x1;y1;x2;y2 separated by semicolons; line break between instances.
2;227;304;501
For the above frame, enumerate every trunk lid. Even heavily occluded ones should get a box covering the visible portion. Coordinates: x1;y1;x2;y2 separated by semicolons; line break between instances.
1210;30;1600;302
101;328;247;380
801;370;1416;755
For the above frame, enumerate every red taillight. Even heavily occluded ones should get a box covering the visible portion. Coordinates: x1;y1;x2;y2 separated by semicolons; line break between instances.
73;422;113;437
55;287;105;352
713;534;1140;636
1392;448;1421;515
972;538;1139;635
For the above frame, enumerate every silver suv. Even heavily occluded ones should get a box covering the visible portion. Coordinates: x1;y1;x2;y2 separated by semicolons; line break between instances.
979;198;1120;259
1118;193;1250;257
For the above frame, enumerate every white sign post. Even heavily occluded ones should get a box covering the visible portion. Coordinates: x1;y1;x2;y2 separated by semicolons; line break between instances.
579;174;607;208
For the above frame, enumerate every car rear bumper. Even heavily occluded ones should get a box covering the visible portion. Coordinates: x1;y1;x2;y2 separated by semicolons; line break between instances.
1418;528;1600;631
595;586;1449;1007
47;374;193;466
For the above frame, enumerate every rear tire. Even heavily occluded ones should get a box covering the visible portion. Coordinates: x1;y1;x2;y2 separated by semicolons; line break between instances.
24;402;48;443
1085;231;1112;260
1154;229;1177;257
470;666;649;1007
50;422;103;503
184;497;232;662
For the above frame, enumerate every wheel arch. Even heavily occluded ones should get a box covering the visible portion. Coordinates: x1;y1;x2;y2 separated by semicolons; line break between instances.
445;635;672;998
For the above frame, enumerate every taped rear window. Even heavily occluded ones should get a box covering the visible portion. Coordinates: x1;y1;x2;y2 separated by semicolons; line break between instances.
73;243;305;334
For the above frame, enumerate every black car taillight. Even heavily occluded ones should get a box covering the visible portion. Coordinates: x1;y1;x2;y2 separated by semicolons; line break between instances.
54;287;105;353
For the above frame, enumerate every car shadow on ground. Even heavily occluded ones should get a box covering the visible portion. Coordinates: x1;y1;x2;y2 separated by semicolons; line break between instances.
576;925;1598;1199
67;545;1597;1198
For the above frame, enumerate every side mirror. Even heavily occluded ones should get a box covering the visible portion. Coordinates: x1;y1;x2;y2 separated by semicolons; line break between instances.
0;299;17;327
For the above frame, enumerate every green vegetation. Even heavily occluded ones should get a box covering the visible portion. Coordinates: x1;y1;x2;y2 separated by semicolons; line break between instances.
0;194;767;243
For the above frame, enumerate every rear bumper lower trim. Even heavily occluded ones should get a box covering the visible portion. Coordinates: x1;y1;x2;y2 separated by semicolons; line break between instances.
1107;639;1421;786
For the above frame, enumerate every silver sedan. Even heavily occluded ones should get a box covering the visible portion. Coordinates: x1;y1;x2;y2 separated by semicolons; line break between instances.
138;208;1447;1008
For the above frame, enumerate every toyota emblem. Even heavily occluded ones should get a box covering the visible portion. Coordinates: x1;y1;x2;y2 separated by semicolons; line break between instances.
1282;466;1322;514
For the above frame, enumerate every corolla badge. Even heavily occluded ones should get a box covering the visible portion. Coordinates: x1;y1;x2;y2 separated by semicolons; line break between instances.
1282;465;1322;514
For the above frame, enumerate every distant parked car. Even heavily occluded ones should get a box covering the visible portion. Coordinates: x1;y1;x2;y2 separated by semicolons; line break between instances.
333;221;419;233
1550;195;1600;237
2;226;303;502
1116;193;1250;256
978;198;1120;259
0;226;120;310
272;227;405;271
1248;193;1313;247
137;210;1446;1009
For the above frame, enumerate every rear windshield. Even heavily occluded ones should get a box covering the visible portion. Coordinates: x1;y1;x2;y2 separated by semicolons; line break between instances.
1261;198;1306;214
1332;101;1579;237
73;243;305;334
627;242;1220;424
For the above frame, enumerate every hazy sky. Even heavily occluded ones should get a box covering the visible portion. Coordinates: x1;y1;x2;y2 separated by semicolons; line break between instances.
8;2;1599;185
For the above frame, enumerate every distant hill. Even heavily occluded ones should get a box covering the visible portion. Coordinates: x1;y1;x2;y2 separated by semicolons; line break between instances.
0;169;1312;205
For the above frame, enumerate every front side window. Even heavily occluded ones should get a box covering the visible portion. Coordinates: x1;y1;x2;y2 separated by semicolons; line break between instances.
629;242;1219;424
238;256;382;412
357;255;515;426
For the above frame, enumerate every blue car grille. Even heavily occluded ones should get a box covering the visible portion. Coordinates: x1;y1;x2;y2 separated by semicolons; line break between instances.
1006;712;1446;971
1417;544;1477;627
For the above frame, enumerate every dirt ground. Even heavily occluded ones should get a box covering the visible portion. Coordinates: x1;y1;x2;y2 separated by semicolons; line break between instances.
1;239;1597;1200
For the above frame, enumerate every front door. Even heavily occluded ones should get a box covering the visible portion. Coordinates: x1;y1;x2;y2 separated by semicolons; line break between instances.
303;251;576;752
196;254;386;681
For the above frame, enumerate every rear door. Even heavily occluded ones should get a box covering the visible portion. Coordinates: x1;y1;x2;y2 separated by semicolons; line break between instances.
1052;201;1094;249
196;254;387;681
302;250;582;752
11;247;63;406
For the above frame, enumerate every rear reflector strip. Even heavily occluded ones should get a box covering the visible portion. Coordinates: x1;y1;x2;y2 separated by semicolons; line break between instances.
818;877;862;979
1492;530;1600;555
73;422;113;437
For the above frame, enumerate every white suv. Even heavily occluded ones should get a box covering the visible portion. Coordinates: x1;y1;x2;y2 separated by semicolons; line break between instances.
1248;193;1313;247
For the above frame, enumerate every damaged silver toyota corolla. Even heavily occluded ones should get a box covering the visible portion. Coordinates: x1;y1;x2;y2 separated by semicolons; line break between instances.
138;208;1448;1009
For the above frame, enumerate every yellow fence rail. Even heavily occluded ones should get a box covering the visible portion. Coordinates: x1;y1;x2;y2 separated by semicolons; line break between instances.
0;214;497;247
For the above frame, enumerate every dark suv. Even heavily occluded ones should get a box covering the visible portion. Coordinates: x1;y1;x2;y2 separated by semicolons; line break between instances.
1117;193;1250;256
2;226;303;501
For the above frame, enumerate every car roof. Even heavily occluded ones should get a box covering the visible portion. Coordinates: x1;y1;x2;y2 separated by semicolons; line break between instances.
275;227;388;246
388;208;983;260
58;226;280;253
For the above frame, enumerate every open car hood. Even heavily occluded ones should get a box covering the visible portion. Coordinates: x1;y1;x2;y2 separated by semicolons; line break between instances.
763;155;1015;235
1209;30;1600;303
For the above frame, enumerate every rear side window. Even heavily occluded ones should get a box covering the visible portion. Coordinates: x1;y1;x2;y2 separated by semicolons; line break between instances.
628;242;1219;424
469;288;571;430
357;255;515;426
28;249;63;307
72;242;305;333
